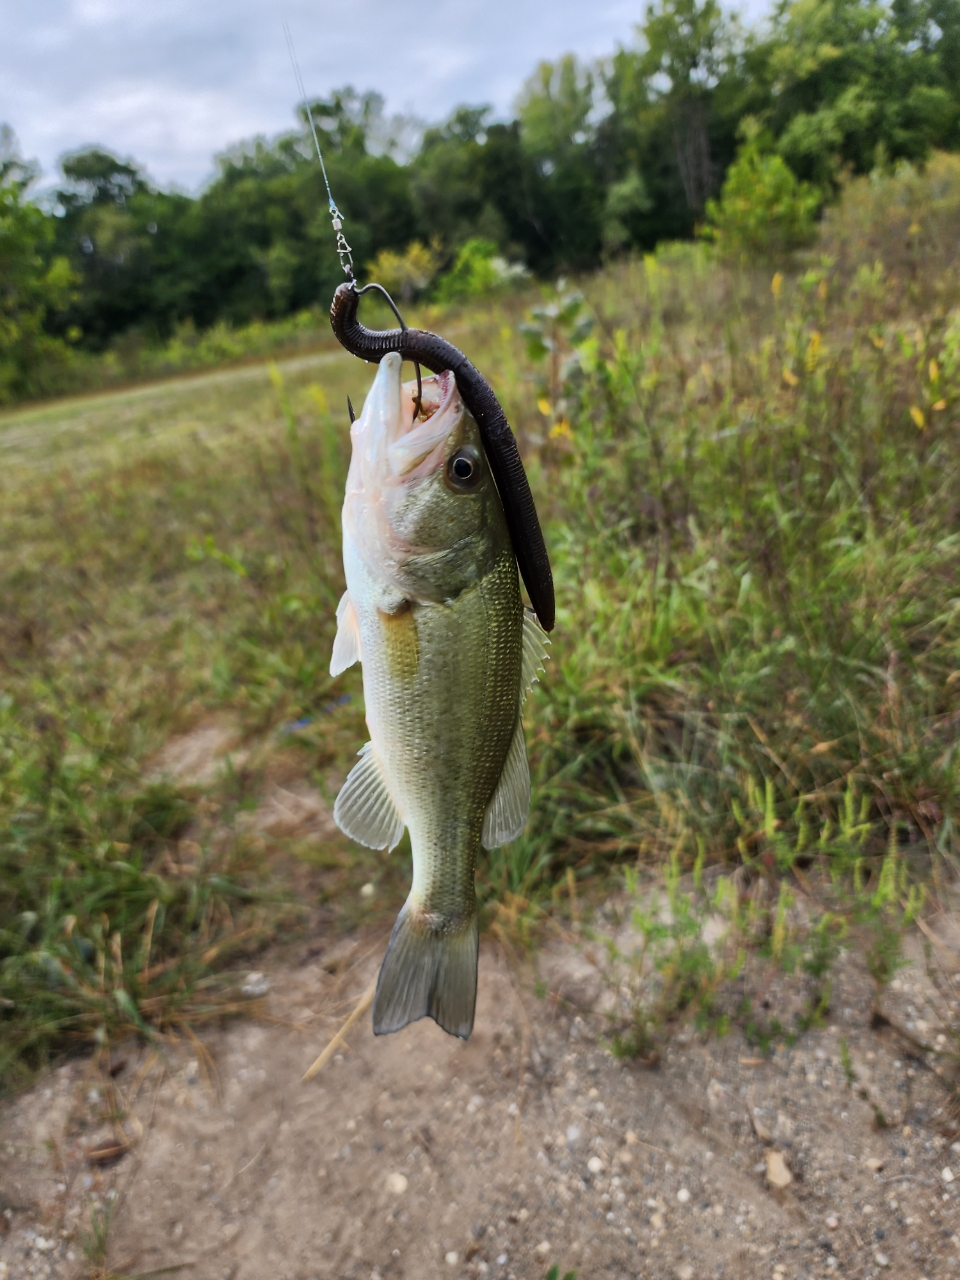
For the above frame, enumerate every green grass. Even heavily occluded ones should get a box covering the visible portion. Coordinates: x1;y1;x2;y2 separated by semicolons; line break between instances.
3;157;960;1092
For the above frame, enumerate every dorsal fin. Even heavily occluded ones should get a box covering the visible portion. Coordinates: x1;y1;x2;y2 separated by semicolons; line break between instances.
521;608;549;701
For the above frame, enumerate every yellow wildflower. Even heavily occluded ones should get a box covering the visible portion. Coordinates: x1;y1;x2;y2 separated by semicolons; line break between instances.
805;331;822;372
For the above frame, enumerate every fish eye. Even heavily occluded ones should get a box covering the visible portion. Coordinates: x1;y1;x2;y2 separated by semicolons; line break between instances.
447;448;481;490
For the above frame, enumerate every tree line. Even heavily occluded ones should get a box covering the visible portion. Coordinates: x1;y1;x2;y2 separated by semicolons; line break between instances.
2;0;960;399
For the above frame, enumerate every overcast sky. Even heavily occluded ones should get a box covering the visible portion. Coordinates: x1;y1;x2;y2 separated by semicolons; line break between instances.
1;0;673;192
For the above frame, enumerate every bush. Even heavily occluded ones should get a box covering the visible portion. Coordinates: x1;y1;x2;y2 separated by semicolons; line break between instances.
432;237;529;302
366;240;442;303
703;124;821;259
816;151;960;314
0;161;78;403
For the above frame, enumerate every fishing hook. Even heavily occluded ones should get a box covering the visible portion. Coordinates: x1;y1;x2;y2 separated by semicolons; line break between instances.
353;282;423;420
329;281;555;632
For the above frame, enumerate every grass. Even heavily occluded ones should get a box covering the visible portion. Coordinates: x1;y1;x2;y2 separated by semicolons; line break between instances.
3;155;960;1094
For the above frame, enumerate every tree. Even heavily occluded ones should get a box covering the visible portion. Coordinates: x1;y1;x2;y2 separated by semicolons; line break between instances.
601;0;764;245
766;0;960;184
703;120;821;255
0;128;77;401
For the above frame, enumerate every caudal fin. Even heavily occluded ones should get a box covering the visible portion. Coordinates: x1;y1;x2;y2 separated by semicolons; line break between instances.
373;903;478;1040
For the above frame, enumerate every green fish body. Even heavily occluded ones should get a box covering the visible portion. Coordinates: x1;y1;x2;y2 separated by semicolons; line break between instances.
331;353;546;1038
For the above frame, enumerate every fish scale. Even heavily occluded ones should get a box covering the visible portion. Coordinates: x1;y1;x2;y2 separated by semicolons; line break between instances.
330;352;545;1039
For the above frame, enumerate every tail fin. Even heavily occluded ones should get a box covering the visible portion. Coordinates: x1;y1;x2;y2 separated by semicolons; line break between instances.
373;902;479;1040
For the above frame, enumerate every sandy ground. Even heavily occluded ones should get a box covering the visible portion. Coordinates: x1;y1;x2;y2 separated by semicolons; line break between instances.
2;909;959;1280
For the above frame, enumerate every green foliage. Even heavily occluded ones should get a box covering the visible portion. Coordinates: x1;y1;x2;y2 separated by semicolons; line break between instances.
0;697;274;1089
767;0;960;185
0;129;78;402
704;123;822;256
499;159;960;904
367;240;442;303
0;356;359;1092
544;1266;577;1280
432;238;529;302
5;0;960;386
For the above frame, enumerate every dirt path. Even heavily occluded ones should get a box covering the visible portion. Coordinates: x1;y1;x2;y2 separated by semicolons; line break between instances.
2;920;959;1280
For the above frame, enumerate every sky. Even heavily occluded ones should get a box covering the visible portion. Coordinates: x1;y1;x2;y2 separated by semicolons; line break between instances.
1;0;656;192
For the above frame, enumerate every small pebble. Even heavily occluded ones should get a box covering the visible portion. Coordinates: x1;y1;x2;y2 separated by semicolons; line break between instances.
534;1241;550;1257
241;972;270;997
942;1167;955;1183
496;1254;508;1266
677;1266;694;1280
677;1187;690;1204
826;1215;839;1230
766;1150;792;1189
875;1252;890;1268
360;883;374;898
865;1157;884;1172
587;1156;603;1174
445;1252;458;1266
386;1172;408;1195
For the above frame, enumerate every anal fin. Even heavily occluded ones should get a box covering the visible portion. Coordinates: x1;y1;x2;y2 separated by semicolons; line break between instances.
333;743;405;850
330;591;360;676
373;902;478;1040
481;715;530;849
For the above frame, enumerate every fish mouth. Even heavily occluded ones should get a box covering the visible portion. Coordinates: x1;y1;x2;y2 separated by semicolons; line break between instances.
357;352;460;483
388;368;459;479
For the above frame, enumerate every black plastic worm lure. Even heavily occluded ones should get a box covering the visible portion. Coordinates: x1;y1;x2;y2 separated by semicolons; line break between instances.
330;281;555;633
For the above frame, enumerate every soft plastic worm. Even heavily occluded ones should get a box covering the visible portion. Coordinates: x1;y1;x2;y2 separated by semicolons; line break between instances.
330;282;555;632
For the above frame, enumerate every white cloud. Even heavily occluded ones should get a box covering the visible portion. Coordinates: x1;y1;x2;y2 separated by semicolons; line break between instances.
2;0;767;190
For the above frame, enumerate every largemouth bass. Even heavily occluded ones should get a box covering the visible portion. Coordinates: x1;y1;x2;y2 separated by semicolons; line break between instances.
330;352;547;1039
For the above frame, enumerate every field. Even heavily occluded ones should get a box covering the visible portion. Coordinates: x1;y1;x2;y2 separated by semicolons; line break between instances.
1;159;960;1278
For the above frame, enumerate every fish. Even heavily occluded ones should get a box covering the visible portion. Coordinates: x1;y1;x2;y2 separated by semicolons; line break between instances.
330;351;548;1039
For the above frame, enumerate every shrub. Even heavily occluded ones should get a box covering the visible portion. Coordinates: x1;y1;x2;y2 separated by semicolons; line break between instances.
432;238;529;302
703;123;821;259
366;239;442;303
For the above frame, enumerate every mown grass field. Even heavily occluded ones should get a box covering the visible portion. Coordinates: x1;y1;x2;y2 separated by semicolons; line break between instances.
3;158;960;1094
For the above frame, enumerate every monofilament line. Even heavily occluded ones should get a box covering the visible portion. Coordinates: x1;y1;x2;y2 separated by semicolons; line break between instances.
283;20;354;275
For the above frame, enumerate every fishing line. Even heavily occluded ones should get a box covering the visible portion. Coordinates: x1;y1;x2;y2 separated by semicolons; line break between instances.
283;19;354;279
282;19;422;414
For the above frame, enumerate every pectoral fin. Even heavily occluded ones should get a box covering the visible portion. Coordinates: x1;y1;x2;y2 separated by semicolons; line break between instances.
481;715;530;849
521;608;549;701
330;591;360;676
333;743;405;850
